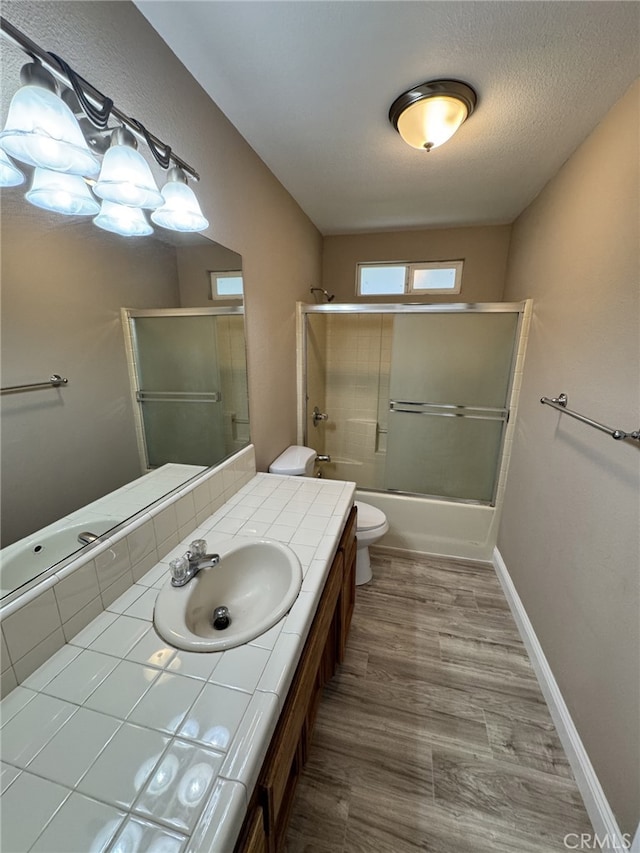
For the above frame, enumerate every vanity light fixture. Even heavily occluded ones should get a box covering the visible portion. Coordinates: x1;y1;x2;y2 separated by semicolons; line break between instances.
388;79;477;151
94;127;163;209
94;199;154;237
0;149;24;187
25;167;100;216
151;166;209;232
0;17;209;235
0;61;101;176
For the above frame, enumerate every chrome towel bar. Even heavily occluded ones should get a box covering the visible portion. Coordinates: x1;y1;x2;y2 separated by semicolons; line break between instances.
540;393;640;441
1;374;68;395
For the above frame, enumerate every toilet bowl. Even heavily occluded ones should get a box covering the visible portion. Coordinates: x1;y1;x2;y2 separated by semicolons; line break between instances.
353;500;389;586
269;446;389;586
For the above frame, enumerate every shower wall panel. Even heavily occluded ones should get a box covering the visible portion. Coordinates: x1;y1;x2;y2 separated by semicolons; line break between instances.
321;313;390;488
217;315;250;455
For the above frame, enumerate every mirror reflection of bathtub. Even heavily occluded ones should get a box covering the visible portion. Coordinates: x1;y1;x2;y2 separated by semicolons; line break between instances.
0;463;206;599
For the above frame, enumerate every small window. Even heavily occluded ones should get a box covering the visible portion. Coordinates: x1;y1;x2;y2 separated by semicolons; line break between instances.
209;270;243;300
357;260;463;297
359;265;406;296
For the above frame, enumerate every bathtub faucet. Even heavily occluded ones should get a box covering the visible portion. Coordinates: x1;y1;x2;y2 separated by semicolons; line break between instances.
77;531;100;545
169;538;220;587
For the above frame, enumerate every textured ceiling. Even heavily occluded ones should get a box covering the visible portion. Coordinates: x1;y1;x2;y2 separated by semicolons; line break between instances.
136;1;639;234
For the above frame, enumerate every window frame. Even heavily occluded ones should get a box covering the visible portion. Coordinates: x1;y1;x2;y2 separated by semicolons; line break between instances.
209;270;244;300
356;260;464;297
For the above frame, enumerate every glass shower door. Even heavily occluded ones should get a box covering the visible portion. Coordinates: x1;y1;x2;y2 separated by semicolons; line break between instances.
385;312;518;502
131;315;226;467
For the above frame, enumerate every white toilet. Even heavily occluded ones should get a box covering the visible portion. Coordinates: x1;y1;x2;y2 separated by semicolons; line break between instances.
269;446;389;586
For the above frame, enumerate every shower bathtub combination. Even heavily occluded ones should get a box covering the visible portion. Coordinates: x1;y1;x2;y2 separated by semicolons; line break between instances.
297;300;532;560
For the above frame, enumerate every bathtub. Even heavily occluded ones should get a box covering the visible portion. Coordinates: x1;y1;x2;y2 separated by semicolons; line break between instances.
0;516;121;597
354;489;497;562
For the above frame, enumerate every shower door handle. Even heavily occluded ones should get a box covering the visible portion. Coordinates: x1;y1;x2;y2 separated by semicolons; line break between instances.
312;406;328;427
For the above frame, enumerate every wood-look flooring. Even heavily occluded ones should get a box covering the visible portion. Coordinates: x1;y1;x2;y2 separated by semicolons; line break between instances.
284;548;592;853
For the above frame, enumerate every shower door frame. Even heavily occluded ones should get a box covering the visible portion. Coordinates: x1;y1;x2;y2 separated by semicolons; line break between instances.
122;305;246;473
297;301;528;507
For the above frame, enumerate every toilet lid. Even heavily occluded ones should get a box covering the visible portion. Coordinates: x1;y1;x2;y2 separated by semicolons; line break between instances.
355;501;386;531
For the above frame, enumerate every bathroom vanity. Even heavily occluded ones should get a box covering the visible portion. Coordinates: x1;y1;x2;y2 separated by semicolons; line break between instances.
235;505;356;852
0;459;356;853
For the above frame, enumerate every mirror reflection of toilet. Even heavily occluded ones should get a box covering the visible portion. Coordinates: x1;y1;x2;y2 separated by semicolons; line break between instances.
268;446;389;586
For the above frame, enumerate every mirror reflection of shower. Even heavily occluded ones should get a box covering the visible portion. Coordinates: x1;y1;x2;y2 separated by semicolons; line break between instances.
310;287;335;303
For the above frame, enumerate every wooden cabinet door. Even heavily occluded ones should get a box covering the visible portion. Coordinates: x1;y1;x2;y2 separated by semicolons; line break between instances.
258;551;343;848
337;506;357;664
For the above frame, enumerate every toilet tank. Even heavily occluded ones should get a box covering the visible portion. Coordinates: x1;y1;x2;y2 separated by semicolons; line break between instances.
269;445;316;477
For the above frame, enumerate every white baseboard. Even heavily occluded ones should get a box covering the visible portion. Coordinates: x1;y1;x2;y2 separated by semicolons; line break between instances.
492;547;631;851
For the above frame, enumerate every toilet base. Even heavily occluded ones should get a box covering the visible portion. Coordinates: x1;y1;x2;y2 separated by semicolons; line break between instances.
355;546;372;585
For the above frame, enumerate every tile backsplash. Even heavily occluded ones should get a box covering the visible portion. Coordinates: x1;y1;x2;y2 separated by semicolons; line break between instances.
0;445;256;697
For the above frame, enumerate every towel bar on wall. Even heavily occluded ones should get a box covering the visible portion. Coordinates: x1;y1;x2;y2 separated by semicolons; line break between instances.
0;374;68;395
540;393;640;441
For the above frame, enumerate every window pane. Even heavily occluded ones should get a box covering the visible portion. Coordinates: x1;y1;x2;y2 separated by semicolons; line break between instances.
359;265;406;296
412;267;457;291
210;272;243;298
217;275;243;296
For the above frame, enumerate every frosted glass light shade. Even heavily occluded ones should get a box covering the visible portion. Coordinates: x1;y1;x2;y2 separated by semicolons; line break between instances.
94;144;163;209
26;168;100;215
94;199;153;236
396;96;469;151
151;180;209;232
389;80;477;152
0;150;25;187
0;85;100;176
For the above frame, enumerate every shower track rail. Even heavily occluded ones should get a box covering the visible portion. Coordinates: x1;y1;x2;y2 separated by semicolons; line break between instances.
1;374;68;395
540;393;640;441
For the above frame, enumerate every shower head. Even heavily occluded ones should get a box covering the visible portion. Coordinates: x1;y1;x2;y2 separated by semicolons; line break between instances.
310;287;335;303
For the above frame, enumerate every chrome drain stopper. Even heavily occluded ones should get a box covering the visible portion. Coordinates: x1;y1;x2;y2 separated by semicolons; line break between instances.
212;606;231;630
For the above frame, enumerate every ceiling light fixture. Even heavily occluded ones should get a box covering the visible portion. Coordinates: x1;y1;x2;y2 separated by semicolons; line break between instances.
389;79;477;152
0;17;209;236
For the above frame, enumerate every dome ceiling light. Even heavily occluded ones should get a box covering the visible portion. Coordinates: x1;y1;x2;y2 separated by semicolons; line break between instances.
389;79;477;152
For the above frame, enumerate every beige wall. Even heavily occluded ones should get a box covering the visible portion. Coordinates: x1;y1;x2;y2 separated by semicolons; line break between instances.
322;224;511;303
498;81;640;834
1;207;180;545
2;1;322;475
176;241;242;308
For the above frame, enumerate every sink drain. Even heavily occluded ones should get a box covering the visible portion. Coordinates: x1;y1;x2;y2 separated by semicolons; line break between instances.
212;606;231;630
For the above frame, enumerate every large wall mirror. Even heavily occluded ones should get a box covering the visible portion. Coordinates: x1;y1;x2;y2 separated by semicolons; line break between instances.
0;191;249;597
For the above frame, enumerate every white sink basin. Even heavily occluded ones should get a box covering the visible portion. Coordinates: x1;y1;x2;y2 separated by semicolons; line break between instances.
153;537;302;651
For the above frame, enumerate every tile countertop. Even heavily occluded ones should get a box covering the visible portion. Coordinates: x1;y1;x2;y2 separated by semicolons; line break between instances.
0;473;356;853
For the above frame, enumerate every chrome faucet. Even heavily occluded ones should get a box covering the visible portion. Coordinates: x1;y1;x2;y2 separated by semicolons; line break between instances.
77;531;100;545
169;539;220;587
